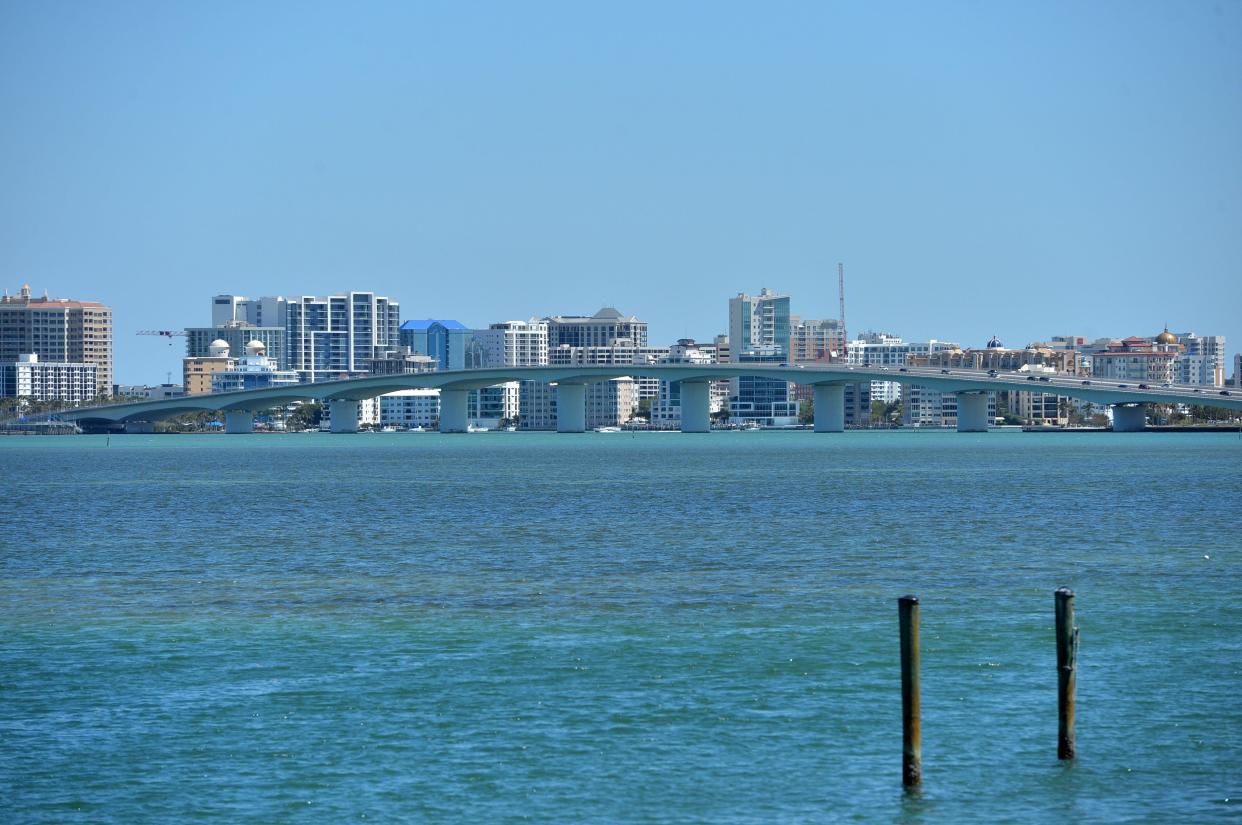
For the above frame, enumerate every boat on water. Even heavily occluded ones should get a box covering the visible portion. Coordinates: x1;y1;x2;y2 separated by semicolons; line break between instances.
380;426;398;433
467;425;490;433
594;426;622;433
503;425;517;432
406;425;427;433
740;422;762;431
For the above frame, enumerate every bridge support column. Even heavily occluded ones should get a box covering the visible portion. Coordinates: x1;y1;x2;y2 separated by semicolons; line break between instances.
679;381;711;433
813;384;845;433
956;392;990;432
556;383;586;433
439;389;469;433
124;420;154;434
224;411;254;434
1112;404;1146;432
329;399;359;433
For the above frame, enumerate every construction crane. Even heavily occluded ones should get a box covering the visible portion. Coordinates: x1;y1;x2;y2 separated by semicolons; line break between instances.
136;330;187;347
837;262;847;363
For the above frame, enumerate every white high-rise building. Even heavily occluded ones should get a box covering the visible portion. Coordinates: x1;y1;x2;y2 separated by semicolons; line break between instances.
211;295;289;328
1;353;98;403
1174;332;1226;386
477;320;548;427
286;292;401;382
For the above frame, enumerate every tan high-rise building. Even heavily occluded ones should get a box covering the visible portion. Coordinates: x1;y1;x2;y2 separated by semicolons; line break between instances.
182;338;235;395
0;284;113;397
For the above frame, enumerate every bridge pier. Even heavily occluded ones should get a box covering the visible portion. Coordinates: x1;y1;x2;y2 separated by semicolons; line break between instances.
956;392;990;432
439;389;469;432
556;383;586;433
328;399;359;433
124;420;155;434
679;381;712;433
224;411;254;434
1112;404;1146;432
813;384;845;433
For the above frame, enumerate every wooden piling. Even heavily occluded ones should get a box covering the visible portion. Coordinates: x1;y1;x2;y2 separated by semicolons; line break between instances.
898;595;921;787
1055;587;1078;760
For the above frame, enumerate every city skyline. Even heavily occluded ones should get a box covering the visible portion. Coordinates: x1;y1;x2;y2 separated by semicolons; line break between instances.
2;2;1239;384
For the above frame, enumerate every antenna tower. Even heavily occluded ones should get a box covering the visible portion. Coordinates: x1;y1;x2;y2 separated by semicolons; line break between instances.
837;262;846;362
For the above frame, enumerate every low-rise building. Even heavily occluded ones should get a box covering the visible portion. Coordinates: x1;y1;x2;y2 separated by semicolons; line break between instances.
1;353;98;402
1090;331;1179;383
379;389;440;428
210;341;300;393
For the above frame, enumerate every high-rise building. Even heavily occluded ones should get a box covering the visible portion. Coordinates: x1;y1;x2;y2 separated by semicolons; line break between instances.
286;292;401;382
183;338;235;395
1173;332;1226;386
211;295;288;328
790;317;845;363
477;320;548;426
399;320;477;370
0;284;113;396
545;307;647;348
728;289;790;361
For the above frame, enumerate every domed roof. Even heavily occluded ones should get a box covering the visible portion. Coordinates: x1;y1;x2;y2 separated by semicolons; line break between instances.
1156;328;1177;345
207;339;230;356
986;335;1004;349
245;339;267;356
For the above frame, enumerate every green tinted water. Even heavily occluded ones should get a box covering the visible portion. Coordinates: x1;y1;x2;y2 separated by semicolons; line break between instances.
2;431;1240;822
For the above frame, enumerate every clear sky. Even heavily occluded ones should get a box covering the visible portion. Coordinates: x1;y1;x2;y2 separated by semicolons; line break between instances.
2;1;1239;384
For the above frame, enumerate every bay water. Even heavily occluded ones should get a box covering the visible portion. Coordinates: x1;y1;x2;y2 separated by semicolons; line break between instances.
2;431;1240;822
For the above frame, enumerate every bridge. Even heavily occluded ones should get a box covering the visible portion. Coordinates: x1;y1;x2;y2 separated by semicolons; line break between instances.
54;364;1242;433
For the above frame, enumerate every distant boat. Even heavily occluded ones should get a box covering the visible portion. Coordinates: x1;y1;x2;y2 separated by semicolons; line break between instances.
594;426;622;433
380;426;398;433
503;425;517;432
740;422;761;431
467;425;490;433
407;425;427;433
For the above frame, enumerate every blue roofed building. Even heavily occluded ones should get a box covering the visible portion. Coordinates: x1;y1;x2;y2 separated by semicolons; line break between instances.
399;319;480;371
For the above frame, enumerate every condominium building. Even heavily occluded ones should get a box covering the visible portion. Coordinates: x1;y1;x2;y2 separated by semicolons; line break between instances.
728;289;790;361
916;340;1080;374
651;339;721;428
849;334;959;406
1090;333;1179;383
477;320;548;426
1173;332;1226;386
379;389;440;429
183;339;235;395
0;284;113;396
211;295;288;328
545;307;647;348
729;346;798;426
790;317;846;363
286;292;401;382
0;353;98;403
903;385;996;428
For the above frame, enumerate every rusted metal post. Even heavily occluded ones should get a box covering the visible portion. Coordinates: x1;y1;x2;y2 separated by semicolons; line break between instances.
898;595;921;787
1055;587;1078;760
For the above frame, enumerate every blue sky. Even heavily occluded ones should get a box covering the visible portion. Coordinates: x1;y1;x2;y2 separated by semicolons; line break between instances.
2;1;1239;383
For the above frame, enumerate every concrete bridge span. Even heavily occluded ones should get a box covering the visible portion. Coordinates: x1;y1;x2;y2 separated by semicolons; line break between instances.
53;364;1242;433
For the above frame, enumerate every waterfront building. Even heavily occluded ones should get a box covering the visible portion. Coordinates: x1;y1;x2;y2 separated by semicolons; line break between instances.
378;389;440;429
0;353;98;403
729;346;799;426
211;295;288;329
0;284;113;396
286;292;401;382
399;320;477;371
545;307;647;349
186;323;288;370
1090;332;1179;383
651;339;722;429
728;289;790;361
1173;332;1226;386
476;320;549;427
210;341;300;393
848;334;959;406
902;384;996;428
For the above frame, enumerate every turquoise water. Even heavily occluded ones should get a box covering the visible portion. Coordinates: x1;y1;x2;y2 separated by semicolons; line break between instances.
2;431;1241;823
